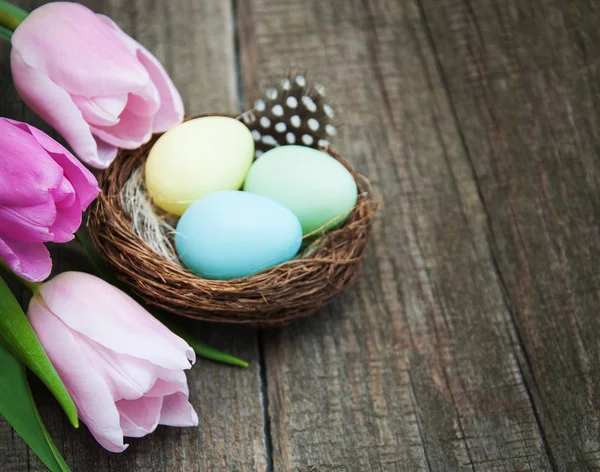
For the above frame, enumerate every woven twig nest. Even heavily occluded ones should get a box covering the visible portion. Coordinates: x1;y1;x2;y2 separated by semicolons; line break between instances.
87;114;379;326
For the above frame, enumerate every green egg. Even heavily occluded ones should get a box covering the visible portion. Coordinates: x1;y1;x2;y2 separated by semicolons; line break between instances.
243;145;358;236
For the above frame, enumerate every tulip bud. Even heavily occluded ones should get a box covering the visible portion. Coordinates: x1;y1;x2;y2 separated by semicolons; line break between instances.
10;2;184;168
0;118;99;282
28;272;199;452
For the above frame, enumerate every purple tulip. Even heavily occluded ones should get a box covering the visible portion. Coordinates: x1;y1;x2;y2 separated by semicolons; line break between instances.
10;2;184;169
28;272;198;452
0;118;99;282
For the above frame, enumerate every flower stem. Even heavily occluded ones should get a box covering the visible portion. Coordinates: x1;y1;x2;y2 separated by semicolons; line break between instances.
0;11;18;31
0;24;11;42
0;0;27;40
153;314;249;368
0;0;27;26
0;258;41;295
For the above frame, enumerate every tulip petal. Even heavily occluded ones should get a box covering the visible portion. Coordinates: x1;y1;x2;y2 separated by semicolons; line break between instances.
90;105;154;149
94;138;120;170
6;119;100;206
145;379;182;398
48;198;81;243
0;237;50;282
0;199;56;242
51;177;76;209
11;50;108;168
127;89;160;117
116;396;163;438
159;392;199;428
72;95;127;127
135;48;184;132
46;151;99;209
28;299;127;452
12;2;149;97
94;95;130;120
74;335;159;401
38;272;195;370
9;118;75;157
0;119;62;206
146;369;188;398
96;15;184;132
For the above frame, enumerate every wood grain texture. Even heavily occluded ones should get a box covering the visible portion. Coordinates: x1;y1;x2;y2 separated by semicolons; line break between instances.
1;0;599;470
238;0;559;470
0;1;266;471
419;1;600;469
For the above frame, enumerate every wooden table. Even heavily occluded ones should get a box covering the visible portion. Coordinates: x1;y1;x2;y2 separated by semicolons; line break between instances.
1;1;599;470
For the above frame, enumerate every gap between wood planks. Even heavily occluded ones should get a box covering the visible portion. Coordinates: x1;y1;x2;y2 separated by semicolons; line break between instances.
232;1;275;471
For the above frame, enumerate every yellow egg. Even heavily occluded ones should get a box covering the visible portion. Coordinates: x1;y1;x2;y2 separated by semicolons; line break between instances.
145;116;254;215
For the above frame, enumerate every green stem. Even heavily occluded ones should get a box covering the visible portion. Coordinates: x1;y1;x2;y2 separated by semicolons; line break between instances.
0;11;18;32
153;314;248;368
0;10;18;31
0;0;27;24
0;24;11;42
0;258;41;295
0;0;27;40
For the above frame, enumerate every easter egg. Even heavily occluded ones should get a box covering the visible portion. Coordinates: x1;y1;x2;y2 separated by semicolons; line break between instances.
145;116;254;216
243;145;358;235
175;191;302;280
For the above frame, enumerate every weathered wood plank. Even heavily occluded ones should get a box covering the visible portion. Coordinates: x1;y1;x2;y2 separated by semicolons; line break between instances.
3;0;598;470
419;0;600;469
0;1;266;471
239;0;552;470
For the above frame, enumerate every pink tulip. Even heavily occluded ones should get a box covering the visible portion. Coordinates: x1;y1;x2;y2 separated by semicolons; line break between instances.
11;2;184;169
0;118;99;282
28;272;198;452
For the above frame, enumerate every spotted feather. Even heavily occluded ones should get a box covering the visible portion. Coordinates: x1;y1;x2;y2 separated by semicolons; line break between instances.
240;74;338;158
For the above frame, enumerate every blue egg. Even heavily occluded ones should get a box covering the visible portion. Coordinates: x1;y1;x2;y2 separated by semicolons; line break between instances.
175;191;303;280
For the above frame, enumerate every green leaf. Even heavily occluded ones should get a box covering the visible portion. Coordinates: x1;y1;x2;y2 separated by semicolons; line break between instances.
76;229;249;367
0;340;70;472
0;276;79;427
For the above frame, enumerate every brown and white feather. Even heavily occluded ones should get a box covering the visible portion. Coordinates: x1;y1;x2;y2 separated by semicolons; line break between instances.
241;74;338;158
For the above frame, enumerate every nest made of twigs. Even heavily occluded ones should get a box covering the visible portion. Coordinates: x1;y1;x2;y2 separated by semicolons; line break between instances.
87;114;379;326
